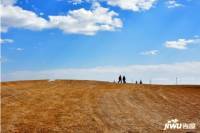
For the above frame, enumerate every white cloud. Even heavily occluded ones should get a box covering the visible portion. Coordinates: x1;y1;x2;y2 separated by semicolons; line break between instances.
70;0;157;11
49;2;122;35
2;62;200;84
0;2;122;35
0;38;14;44
140;50;159;55
104;0;157;11
166;0;183;8
165;37;200;50
0;5;49;32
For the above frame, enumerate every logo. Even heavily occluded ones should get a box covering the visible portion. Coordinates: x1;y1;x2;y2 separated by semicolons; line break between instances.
163;119;196;130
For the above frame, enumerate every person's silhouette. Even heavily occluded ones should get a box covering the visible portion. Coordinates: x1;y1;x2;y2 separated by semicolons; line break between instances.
118;75;122;83
140;80;143;84
123;76;126;84
135;81;138;84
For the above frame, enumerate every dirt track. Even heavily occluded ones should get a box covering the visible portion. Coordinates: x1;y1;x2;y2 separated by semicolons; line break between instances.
1;80;200;132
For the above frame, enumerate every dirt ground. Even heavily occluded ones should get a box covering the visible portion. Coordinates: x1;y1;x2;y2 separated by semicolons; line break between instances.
1;80;200;133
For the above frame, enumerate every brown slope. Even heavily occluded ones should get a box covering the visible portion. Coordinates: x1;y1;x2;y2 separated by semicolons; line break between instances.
1;80;200;133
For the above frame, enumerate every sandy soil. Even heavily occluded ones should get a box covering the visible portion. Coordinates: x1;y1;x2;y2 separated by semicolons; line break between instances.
1;80;200;133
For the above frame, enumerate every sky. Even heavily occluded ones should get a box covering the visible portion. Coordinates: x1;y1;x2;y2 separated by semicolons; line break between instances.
1;0;200;84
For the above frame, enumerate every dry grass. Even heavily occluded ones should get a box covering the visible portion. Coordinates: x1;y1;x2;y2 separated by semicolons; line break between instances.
1;80;200;133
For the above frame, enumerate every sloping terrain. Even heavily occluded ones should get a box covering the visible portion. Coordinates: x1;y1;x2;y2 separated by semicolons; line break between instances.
1;80;200;133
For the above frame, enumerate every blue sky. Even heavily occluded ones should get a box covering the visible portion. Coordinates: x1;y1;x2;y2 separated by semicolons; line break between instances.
1;0;200;84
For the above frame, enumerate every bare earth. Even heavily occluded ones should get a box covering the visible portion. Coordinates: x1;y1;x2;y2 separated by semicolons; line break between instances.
1;80;200;133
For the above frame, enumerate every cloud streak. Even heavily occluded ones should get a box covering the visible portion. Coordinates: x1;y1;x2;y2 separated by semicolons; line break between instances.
140;50;159;55
165;37;200;50
16;48;24;51
0;38;14;44
166;0;183;8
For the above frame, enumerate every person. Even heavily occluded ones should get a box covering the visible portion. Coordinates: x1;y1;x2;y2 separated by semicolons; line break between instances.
122;76;126;84
135;81;138;84
118;75;122;84
140;80;143;84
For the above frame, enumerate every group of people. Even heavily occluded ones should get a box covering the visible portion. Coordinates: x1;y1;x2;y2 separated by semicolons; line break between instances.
135;80;143;84
118;75;126;84
117;75;143;84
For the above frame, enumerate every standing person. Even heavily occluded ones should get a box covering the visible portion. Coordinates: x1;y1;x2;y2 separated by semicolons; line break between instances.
140;80;143;84
118;75;122;84
135;81;138;84
123;76;126;84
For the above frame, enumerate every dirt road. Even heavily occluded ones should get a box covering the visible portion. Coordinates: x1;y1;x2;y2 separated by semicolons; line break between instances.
1;80;200;132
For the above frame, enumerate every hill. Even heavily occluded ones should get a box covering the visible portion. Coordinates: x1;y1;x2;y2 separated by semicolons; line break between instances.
1;80;200;132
